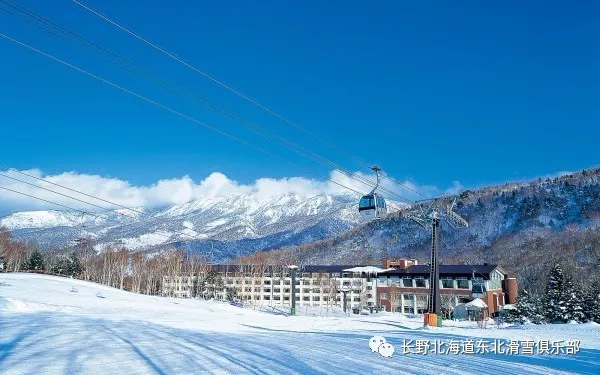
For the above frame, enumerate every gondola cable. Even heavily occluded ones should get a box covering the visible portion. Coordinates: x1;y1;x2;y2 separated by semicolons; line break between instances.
70;0;429;200
0;0;409;204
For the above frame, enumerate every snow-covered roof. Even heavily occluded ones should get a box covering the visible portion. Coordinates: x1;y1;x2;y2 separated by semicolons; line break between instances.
342;266;384;274
465;298;488;309
502;304;516;310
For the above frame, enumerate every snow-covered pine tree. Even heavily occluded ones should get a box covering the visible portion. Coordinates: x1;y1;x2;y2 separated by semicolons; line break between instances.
26;248;45;271
506;290;530;323
545;264;567;323
564;278;586;323
583;279;600;323
504;290;546;324
529;294;547;324
66;251;81;277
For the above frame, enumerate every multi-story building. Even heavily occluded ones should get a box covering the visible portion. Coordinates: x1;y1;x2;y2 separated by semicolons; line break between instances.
162;265;381;311
162;258;517;318
376;258;517;317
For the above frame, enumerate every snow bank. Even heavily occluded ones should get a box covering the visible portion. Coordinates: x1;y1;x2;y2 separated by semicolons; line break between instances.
1;273;598;374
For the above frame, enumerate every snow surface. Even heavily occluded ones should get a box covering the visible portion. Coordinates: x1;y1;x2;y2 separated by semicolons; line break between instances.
466;298;488;308
1;274;599;374
1;193;363;256
342;266;384;273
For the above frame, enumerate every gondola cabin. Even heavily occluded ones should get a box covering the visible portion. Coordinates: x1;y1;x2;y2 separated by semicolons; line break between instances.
472;280;487;299
359;193;387;219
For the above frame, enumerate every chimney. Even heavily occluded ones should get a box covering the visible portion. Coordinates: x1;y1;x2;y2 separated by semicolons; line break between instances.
503;278;518;305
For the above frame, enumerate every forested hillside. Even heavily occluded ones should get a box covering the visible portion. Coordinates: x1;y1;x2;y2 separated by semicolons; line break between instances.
261;168;600;292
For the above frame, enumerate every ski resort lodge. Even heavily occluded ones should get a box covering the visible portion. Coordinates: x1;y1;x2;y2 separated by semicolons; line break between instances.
162;265;379;310
376;258;517;317
162;258;517;316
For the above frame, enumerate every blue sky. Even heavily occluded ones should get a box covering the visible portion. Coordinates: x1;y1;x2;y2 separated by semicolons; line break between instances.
1;0;598;201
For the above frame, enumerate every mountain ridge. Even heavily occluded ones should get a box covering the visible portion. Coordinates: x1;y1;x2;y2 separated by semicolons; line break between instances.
0;191;364;259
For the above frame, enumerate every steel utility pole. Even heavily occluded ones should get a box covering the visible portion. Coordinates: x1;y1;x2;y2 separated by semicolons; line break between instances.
340;287;350;314
428;214;441;314
404;199;468;318
288;265;298;315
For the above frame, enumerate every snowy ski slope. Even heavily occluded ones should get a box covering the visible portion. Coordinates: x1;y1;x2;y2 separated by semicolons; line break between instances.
0;274;598;374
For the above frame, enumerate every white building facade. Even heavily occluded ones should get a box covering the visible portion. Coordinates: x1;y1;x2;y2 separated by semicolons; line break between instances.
162;265;381;311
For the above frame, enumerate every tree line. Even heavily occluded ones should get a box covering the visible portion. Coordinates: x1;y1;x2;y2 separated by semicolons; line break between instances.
0;227;287;302
0;227;212;296
505;263;600;324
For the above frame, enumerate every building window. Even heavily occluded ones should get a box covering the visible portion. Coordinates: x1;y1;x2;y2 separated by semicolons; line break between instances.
303;296;310;301
401;278;413;287
456;278;469;289
415;278;426;288
332;273;340;277
313;296;320;301
441;278;454;288
490;271;503;289
380;293;388;300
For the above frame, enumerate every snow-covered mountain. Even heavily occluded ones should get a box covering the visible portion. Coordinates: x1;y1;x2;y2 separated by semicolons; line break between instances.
1;192;366;260
266;168;600;294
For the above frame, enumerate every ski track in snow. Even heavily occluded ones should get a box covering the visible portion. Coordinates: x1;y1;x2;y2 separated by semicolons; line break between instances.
0;274;599;375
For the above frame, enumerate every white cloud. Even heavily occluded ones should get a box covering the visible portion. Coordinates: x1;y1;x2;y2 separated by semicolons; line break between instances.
0;168;461;215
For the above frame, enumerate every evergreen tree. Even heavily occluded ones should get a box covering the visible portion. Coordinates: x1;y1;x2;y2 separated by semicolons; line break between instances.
66;251;81;277
205;269;224;299
50;255;69;275
583;279;600;323
529;294;547;324
26;248;45;271
564;278;586;323
545;264;567;323
505;290;529;324
506;290;546;324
